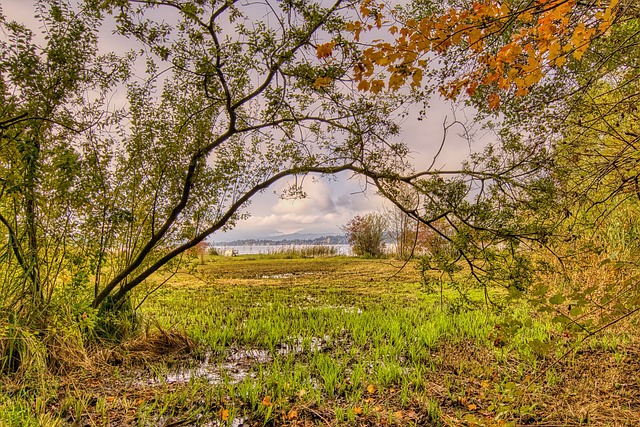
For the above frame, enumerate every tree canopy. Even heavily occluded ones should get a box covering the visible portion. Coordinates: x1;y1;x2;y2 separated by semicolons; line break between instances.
334;0;640;306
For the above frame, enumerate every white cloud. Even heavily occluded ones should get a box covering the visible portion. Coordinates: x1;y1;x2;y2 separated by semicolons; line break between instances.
272;179;336;215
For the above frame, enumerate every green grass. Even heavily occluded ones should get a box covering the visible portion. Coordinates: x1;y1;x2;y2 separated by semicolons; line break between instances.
2;256;638;426
131;257;549;424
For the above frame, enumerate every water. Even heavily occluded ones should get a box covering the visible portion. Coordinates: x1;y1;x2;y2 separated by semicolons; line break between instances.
213;244;352;256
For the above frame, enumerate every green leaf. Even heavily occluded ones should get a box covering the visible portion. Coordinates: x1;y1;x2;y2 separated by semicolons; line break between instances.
531;285;548;296
552;315;569;325
549;293;566;305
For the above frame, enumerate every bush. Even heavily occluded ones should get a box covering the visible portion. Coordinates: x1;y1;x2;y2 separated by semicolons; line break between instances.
343;213;387;257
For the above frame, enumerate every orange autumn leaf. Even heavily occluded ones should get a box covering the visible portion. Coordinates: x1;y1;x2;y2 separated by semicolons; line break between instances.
261;395;272;406
287;409;298;419
488;93;500;110
367;384;376;394
316;42;336;59
353;406;363;415
369;80;385;94
357;79;370;91
219;408;230;421
411;68;423;88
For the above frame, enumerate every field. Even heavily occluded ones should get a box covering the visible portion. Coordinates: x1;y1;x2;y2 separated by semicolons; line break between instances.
1;255;639;426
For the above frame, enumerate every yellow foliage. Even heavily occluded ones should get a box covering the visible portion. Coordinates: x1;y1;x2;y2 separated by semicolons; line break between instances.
352;0;616;108
313;76;332;89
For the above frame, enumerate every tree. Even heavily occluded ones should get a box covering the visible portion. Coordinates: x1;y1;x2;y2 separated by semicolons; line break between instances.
343;213;387;257
0;0;410;342
0;1;122;326
348;0;639;212
386;205;417;259
345;0;640;318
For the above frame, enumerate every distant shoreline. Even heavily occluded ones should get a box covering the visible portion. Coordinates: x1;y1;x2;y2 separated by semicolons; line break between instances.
213;235;348;247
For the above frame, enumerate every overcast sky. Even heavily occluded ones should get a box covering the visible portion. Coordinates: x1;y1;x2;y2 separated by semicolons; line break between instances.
2;0;486;242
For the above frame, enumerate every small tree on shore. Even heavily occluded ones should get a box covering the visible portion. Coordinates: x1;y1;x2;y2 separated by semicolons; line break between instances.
343;213;387;257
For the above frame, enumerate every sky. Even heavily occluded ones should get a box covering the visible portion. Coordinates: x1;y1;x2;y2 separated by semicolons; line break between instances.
2;0;487;242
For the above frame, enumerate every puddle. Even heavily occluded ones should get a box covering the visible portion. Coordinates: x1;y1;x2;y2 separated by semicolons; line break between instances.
142;348;271;386
203;417;248;427
260;272;315;279
142;334;344;386
277;335;330;355
155;415;248;427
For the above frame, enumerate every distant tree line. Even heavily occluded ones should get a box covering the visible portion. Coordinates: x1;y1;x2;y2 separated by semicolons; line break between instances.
214;235;349;247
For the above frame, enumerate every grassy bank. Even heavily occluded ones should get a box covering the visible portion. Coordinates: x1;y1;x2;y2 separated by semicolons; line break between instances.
1;256;638;426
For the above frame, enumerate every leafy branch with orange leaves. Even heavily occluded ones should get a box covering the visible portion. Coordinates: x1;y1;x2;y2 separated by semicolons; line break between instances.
342;0;623;109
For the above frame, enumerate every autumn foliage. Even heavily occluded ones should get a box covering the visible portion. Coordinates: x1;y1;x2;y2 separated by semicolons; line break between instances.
341;0;621;109
343;213;387;257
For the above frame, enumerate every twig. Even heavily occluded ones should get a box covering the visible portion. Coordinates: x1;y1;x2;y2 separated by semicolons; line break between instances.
301;404;332;427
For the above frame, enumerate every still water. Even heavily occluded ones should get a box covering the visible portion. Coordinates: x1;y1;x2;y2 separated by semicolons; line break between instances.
212;244;352;256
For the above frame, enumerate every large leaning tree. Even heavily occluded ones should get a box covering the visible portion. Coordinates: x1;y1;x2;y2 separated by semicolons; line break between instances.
0;0;409;324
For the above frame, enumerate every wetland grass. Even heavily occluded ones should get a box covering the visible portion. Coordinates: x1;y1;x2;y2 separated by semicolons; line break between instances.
1;256;638;426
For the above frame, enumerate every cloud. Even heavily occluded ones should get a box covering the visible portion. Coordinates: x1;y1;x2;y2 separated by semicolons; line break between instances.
216;175;389;240
272;178;336;215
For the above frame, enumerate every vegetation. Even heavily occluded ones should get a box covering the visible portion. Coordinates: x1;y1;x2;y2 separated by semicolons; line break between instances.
0;0;403;368
1;0;639;425
343;213;387;257
1;256;637;426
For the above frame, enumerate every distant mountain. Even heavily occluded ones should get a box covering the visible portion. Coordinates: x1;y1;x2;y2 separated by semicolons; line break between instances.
213;233;348;246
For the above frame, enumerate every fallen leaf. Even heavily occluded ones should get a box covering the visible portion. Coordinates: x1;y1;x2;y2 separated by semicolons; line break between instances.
219;409;230;421
468;403;477;411
393;410;403;419
353;406;363;415
367;384;376;394
287;409;298;419
262;396;272;406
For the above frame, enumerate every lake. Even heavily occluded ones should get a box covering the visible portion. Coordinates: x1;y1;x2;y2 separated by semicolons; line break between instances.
212;244;353;256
